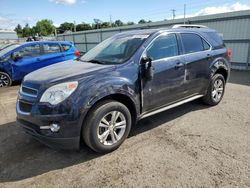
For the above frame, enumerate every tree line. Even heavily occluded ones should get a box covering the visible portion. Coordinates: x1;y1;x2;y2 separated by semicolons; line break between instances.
15;19;152;38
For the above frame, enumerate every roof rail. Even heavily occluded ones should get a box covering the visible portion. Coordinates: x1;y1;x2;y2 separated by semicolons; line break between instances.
172;24;208;29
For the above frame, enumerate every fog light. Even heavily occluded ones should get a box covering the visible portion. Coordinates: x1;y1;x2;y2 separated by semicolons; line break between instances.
50;123;60;132
40;123;60;132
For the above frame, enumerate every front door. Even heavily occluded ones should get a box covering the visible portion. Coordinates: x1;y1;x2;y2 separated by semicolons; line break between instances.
141;33;186;113
11;44;42;80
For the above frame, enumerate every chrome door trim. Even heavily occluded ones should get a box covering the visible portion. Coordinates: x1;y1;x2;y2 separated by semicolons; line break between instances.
140;94;203;119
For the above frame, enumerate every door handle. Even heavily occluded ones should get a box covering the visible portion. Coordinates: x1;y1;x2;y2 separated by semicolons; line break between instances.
175;62;184;69
206;54;212;60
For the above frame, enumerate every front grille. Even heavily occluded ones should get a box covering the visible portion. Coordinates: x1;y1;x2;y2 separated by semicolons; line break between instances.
19;101;32;113
21;85;38;97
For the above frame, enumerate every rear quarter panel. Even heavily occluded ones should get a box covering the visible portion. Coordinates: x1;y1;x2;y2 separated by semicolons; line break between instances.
209;48;230;81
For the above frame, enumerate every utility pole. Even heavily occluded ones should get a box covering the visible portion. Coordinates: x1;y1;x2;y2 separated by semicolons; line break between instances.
184;4;186;24
171;9;176;20
110;15;112;27
74;21;76;32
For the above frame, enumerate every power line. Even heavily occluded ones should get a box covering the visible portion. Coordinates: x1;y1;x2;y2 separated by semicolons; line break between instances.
112;0;238;20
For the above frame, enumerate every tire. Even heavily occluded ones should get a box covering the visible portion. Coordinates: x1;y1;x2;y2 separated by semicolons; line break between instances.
83;100;132;153
202;74;225;106
0;72;12;87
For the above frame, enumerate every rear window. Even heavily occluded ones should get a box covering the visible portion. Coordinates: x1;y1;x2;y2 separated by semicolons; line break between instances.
205;32;224;48
181;33;204;54
61;44;71;51
43;43;61;54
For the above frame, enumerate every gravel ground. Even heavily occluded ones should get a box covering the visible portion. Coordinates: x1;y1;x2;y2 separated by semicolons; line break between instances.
0;70;250;188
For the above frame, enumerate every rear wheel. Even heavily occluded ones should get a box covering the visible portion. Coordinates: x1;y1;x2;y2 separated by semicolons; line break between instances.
203;74;225;106
83;100;132;153
0;72;12;87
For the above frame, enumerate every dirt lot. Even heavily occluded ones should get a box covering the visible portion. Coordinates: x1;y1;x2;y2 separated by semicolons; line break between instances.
0;71;250;188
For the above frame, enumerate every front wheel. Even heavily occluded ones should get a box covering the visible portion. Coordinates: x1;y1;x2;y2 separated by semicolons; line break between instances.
83;100;132;153
202;74;225;106
0;72;12;87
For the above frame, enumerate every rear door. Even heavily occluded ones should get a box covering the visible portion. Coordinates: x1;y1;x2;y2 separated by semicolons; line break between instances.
142;33;186;112
180;33;211;95
39;43;65;68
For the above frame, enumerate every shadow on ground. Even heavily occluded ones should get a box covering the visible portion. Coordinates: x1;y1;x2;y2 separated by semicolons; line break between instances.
229;70;250;86
0;100;208;182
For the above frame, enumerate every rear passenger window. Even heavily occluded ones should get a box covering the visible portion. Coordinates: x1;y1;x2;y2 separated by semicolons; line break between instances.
202;39;210;50
43;44;61;54
61;44;71;51
181;33;204;54
147;34;178;61
205;32;224;48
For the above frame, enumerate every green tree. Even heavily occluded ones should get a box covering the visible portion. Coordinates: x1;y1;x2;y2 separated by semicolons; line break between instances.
138;19;147;24
58;22;74;33
35;19;55;36
100;22;110;28
114;20;124;27
22;24;32;37
76;23;92;31
127;21;135;25
14;24;23;37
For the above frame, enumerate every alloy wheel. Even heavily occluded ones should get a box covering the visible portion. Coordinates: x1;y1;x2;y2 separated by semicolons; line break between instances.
212;78;224;102
97;111;127;146
0;73;10;87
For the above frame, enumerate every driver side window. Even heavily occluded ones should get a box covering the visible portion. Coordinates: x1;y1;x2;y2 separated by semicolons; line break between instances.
147;33;178;61
14;44;41;59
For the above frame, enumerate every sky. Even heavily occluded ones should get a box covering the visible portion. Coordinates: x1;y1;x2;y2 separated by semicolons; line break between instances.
0;0;250;30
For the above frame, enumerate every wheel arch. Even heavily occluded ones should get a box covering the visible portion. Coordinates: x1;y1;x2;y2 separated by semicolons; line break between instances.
210;57;230;82
214;68;228;82
79;92;138;145
86;93;138;126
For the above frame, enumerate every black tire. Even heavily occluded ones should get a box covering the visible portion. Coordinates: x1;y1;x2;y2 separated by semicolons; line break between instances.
82;100;132;153
0;72;12;87
202;74;225;106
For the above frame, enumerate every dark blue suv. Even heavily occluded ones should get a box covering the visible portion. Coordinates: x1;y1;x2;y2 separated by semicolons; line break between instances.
0;41;79;87
16;25;231;153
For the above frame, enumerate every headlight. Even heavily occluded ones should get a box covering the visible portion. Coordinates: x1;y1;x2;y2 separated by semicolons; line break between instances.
40;81;78;105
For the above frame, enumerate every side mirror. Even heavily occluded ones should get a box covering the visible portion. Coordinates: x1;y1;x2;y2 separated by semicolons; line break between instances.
11;52;22;61
140;55;154;81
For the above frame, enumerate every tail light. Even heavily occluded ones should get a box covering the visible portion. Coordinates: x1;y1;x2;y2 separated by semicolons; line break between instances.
227;48;231;61
74;50;80;58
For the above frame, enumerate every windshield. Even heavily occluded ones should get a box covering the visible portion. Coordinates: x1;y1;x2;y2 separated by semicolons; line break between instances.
80;34;149;64
0;44;20;57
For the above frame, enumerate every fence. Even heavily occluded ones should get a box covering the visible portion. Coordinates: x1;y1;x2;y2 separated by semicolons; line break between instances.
57;10;250;70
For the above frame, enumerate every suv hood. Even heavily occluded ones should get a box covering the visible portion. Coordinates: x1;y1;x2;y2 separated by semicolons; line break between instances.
23;60;115;84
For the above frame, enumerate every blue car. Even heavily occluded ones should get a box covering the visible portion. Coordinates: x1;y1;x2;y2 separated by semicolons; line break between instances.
0;41;80;87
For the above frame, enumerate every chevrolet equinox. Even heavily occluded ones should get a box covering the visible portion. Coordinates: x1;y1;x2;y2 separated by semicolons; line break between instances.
16;25;231;153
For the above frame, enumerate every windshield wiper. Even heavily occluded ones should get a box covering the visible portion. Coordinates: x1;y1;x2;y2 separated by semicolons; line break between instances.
87;59;106;65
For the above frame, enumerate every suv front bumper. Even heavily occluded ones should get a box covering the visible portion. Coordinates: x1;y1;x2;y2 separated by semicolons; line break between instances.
17;118;80;150
16;98;85;150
